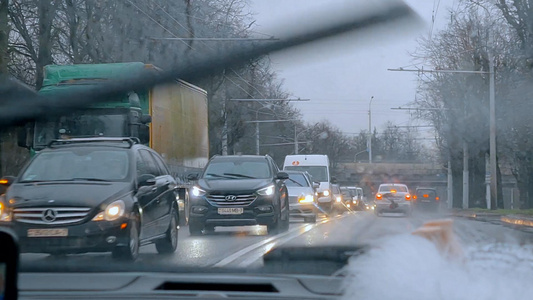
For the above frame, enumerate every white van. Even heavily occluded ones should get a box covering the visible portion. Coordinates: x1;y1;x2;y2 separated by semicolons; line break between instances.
283;155;334;211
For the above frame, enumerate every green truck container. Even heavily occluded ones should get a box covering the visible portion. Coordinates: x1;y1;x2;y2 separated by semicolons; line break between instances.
19;61;209;180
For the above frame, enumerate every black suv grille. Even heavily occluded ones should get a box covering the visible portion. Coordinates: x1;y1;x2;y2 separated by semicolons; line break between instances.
206;194;257;206
13;207;91;225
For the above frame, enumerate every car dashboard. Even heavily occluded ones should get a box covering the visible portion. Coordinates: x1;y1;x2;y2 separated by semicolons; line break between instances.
19;272;344;300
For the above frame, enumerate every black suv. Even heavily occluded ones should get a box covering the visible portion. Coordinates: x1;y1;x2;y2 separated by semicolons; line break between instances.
0;138;179;261
187;155;290;235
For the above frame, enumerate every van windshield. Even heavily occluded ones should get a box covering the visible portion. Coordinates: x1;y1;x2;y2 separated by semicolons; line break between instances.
284;166;328;182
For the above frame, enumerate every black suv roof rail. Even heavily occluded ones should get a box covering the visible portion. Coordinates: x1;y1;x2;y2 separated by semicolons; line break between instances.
48;137;139;148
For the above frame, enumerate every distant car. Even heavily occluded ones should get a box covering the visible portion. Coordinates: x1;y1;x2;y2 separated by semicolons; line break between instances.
0;138;180;261
340;187;356;208
332;184;347;213
187;155;290;235
285;171;318;223
374;183;412;216
413;187;440;211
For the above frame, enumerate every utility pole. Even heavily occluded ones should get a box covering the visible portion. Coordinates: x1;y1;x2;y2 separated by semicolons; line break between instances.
462;141;469;209
368;96;374;163
294;124;298;154
489;52;497;209
448;156;453;209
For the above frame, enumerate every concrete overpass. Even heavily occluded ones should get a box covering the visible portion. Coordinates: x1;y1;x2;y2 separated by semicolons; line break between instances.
334;162;448;197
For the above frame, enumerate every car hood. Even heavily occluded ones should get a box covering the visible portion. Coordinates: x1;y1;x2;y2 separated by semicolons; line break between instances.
287;186;314;197
6;182;133;208
198;178;272;193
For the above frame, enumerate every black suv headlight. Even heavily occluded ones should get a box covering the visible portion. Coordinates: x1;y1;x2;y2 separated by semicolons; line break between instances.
191;186;206;197
0;195;11;222
257;185;275;196
92;200;125;222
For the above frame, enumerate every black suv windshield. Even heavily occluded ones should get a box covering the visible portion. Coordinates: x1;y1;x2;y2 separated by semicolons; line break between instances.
203;158;271;179
20;149;130;182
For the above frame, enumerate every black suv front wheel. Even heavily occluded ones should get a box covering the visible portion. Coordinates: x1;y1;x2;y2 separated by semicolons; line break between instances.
112;218;140;261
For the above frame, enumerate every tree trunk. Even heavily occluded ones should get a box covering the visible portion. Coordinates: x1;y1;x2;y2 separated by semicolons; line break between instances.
470;152;486;208
35;0;56;89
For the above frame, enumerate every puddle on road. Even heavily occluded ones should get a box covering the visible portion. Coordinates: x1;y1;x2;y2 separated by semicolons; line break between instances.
343;234;533;300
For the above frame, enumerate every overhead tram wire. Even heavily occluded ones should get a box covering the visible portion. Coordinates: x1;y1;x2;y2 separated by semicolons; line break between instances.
149;0;268;99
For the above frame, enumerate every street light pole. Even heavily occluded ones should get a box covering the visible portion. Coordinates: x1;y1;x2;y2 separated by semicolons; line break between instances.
368;96;374;163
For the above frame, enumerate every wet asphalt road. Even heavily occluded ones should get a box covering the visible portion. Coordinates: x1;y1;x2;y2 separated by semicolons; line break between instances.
20;209;533;270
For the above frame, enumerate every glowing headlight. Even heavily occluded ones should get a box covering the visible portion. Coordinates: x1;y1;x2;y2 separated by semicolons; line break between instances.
257;185;275;196
298;194;314;203
336;196;342;202
191;186;206;197
92;200;125;221
0;201;11;222
322;190;330;197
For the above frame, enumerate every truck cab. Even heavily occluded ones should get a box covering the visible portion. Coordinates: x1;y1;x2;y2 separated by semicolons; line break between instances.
19;63;153;154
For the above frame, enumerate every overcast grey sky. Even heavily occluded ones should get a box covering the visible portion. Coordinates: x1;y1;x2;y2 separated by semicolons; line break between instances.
248;0;456;137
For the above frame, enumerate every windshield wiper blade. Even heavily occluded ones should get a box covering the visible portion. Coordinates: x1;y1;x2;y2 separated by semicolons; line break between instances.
205;173;235;179
70;178;111;182
223;173;256;179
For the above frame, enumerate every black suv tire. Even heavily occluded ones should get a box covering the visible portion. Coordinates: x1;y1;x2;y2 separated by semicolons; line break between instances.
155;212;179;254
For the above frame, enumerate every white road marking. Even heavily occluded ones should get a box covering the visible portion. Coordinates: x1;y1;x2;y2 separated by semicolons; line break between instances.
213;214;347;268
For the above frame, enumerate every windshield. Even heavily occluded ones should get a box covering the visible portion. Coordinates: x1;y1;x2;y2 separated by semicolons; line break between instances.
4;0;533;298
20;149;130;182
285;173;309;187
203;159;271;179
284;166;328;182
34;113;128;148
341;188;355;198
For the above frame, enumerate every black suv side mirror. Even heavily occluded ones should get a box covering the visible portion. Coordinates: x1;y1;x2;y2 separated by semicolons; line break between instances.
0;176;16;187
276;172;289;180
187;173;200;181
138;174;156;187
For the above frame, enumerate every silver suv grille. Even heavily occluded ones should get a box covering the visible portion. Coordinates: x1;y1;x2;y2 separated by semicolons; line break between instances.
13;207;92;225
206;194;257;206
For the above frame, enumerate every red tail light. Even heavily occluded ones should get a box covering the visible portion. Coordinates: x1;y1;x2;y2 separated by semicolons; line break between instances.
413;195;417;200
376;193;382;200
405;194;411;201
435;197;440;201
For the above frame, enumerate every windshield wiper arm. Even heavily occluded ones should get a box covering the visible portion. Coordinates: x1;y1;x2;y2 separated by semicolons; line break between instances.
223;173;256;179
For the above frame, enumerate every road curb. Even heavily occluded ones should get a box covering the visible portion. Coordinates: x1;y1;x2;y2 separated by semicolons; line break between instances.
453;210;533;230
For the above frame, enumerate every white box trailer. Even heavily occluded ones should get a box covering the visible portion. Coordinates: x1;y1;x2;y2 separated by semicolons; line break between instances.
283;155;334;211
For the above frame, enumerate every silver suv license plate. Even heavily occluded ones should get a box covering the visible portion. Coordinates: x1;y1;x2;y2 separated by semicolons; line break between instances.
218;208;244;215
